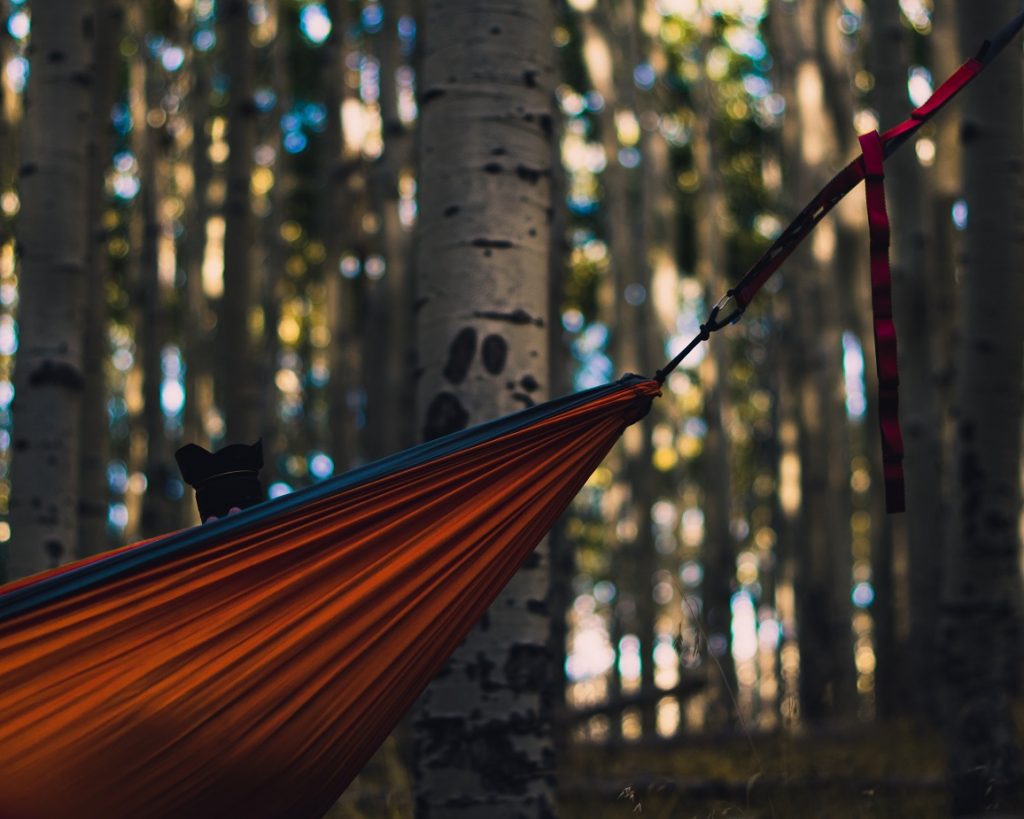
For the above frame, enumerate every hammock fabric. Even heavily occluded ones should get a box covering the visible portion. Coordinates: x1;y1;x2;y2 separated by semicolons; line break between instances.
0;377;658;819
2;11;1022;819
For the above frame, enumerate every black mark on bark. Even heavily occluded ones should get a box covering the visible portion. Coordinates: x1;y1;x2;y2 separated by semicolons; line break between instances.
512;392;535;408
443;205;460;217
481;335;508;374
45;539;64;564
470;238;513;249
483;162;504;174
520;374;540;392
960;120;981;145
526;598;548;616
474;308;544;326
505;642;550;691
423;392;469;441
28;360;85;390
443;327;477;384
420;87;446;105
516;164;549;184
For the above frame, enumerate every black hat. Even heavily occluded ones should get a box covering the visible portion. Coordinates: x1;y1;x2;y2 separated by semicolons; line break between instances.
175;439;265;522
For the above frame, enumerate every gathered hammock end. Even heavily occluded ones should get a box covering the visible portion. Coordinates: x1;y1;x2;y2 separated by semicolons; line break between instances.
654;9;1024;511
0;376;659;819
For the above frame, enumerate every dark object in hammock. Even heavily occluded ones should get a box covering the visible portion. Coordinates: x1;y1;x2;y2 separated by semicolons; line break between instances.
175;439;265;522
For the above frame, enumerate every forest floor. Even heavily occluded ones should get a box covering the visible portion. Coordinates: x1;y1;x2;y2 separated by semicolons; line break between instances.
558;721;947;818
332;720;955;818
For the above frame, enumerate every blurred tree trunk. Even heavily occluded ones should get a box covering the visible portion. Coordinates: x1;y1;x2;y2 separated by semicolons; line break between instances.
547;96;571;756
220;0;260;444
693;20;738;729
412;0;556;814
182;7;216;477
78;0;123;556
0;0;18;247
257;0;289;490
133;10;176;539
816;0;902;721
577;4;629;742
323;0;362;472
363;0;415;461
8;0;93;578
927;0;961;555
771;0;855;724
581;0;665;741
870;0;944;721
637;0;683;737
939;0;1024;813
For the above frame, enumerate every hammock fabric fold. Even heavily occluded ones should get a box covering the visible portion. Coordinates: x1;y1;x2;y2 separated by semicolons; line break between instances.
0;376;658;819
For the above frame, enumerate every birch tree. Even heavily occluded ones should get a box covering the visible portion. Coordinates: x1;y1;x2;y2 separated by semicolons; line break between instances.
7;0;93;578
220;0;260;443
870;0;943;719
133;6;176;539
78;0;123;555
364;0;415;461
182;4;216;470
412;0;557;814
771;0;855;723
939;0;1024;811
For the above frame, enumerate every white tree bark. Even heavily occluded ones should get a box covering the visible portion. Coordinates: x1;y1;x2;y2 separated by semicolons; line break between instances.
412;1;556;815
939;0;1024;812
7;0;93;578
78;0;122;556
220;0;260;444
771;0;855;722
870;0;944;720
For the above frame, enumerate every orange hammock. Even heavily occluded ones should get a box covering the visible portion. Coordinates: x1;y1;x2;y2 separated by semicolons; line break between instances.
0;377;658;819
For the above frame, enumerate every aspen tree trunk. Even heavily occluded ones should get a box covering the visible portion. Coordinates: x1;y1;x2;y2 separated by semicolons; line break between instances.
220;0;260;444
927;0;961;541
547;95;571;757
257;0;289;490
613;2;661;743
8;0;93;578
939;0;1024;812
929;0;961;407
133;14;176;539
412;1;556;814
364;0;415;461
637;0;683;736
693;23;738;729
78;0;123;556
815;0;904;720
870;0;944;721
182;10;215;470
576;4;630;741
820;0;904;716
323;0;362;471
580;0;663;740
0;0;16;247
771;0;855;724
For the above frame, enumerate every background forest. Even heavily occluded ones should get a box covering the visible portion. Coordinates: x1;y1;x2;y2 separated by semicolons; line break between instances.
1;0;1022;816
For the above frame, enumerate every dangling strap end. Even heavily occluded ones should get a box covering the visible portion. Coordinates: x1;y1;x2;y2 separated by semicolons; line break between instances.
859;130;907;515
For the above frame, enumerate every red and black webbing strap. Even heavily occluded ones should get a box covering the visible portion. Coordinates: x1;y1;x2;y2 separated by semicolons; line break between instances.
654;10;1024;513
859;131;904;513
